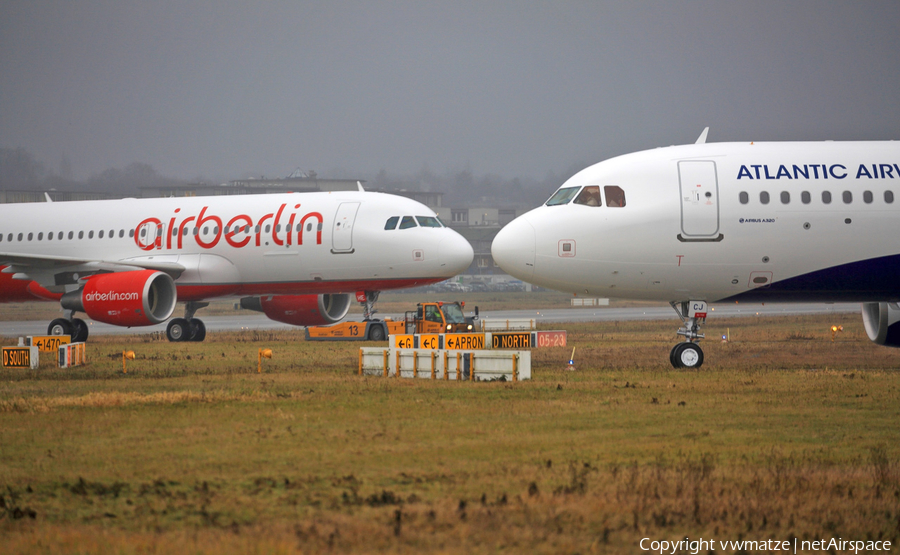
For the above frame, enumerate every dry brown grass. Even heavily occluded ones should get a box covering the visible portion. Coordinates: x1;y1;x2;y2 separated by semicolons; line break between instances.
0;312;898;553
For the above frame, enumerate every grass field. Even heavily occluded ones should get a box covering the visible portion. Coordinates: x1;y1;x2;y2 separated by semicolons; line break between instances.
1;311;898;553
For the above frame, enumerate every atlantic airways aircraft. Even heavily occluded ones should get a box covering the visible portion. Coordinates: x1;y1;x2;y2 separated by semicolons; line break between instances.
492;131;900;368
0;189;473;342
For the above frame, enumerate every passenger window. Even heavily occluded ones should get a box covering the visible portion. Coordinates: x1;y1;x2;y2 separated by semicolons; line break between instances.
203;227;209;235
801;191;811;204
18;233;23;241
68;231;73;239
843;191;852;204
89;231;94;239
863;191;873;204
760;192;770;204
306;223;313;232
7;233;11;241
545;186;580;206
58;232;63;240
399;216;417;229
119;230;124;238
193;228;199;236
885;191;895;204
415;216;442;227
780;192;790;204
264;225;270;233
109;229;114;238
128;229;134;238
739;192;749;204
99;230;104;239
38;232;43;240
385;216;399;230
604;186;626;207
573;186;602;207
47;232;53;241
79;231;85;239
822;191;832;204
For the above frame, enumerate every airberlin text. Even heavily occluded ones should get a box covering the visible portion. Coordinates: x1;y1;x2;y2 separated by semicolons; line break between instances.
134;203;324;252
737;164;900;180
84;291;139;302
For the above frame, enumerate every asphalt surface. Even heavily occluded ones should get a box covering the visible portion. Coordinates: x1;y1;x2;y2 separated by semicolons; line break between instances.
0;303;861;338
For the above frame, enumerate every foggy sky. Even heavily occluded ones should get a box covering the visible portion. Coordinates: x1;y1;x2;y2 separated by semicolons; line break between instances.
2;1;899;182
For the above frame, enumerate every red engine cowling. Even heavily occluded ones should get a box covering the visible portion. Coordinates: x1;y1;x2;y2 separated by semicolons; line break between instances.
61;270;178;326
240;294;352;326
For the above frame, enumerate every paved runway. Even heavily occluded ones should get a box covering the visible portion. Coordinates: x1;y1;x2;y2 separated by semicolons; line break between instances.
0;302;860;338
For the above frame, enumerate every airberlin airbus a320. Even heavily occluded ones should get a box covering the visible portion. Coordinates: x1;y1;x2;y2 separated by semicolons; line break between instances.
0;189;473;342
492;130;900;368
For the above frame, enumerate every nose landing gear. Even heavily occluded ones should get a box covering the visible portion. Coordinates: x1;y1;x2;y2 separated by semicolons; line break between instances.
669;301;707;369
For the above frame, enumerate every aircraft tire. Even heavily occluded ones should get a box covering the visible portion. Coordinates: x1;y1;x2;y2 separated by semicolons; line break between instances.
368;324;386;341
72;318;89;342
49;318;74;337
674;342;704;369
669;344;683;369
167;318;190;342
189;319;206;342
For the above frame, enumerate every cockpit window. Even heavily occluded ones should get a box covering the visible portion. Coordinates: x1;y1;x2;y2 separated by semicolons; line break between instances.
545;186;580;206
399;216;417;229
604;186;626;207
573;186;602;207
384;216;399;230
415;216;442;228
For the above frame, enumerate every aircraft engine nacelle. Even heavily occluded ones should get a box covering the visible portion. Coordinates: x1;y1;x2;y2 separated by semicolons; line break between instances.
240;294;352;326
861;302;900;348
61;270;178;327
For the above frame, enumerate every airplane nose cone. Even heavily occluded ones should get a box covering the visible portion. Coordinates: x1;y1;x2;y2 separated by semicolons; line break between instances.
491;217;535;281
439;232;474;275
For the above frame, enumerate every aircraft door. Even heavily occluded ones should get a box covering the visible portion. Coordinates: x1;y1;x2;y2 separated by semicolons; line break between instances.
332;202;360;253
678;160;720;239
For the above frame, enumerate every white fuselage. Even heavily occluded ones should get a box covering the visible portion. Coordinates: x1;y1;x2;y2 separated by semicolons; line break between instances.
493;141;900;303
0;191;473;301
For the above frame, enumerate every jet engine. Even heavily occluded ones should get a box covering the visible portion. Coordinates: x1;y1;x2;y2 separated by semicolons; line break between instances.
240;294;352;326
861;302;900;348
61;270;178;327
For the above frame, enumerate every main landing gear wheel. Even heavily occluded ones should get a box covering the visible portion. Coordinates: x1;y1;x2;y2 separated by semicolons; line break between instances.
670;342;704;369
48;318;73;337
167;318;206;342
167;318;190;342
72;318;89;343
189;319;206;342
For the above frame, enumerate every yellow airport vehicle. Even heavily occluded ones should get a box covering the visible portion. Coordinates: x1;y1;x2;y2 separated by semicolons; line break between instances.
305;301;478;341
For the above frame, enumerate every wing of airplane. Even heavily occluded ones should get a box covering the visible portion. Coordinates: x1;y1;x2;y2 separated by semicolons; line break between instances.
0;251;185;292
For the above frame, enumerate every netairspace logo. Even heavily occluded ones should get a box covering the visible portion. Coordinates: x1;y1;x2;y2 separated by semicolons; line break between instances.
85;291;139;302
640;537;892;554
